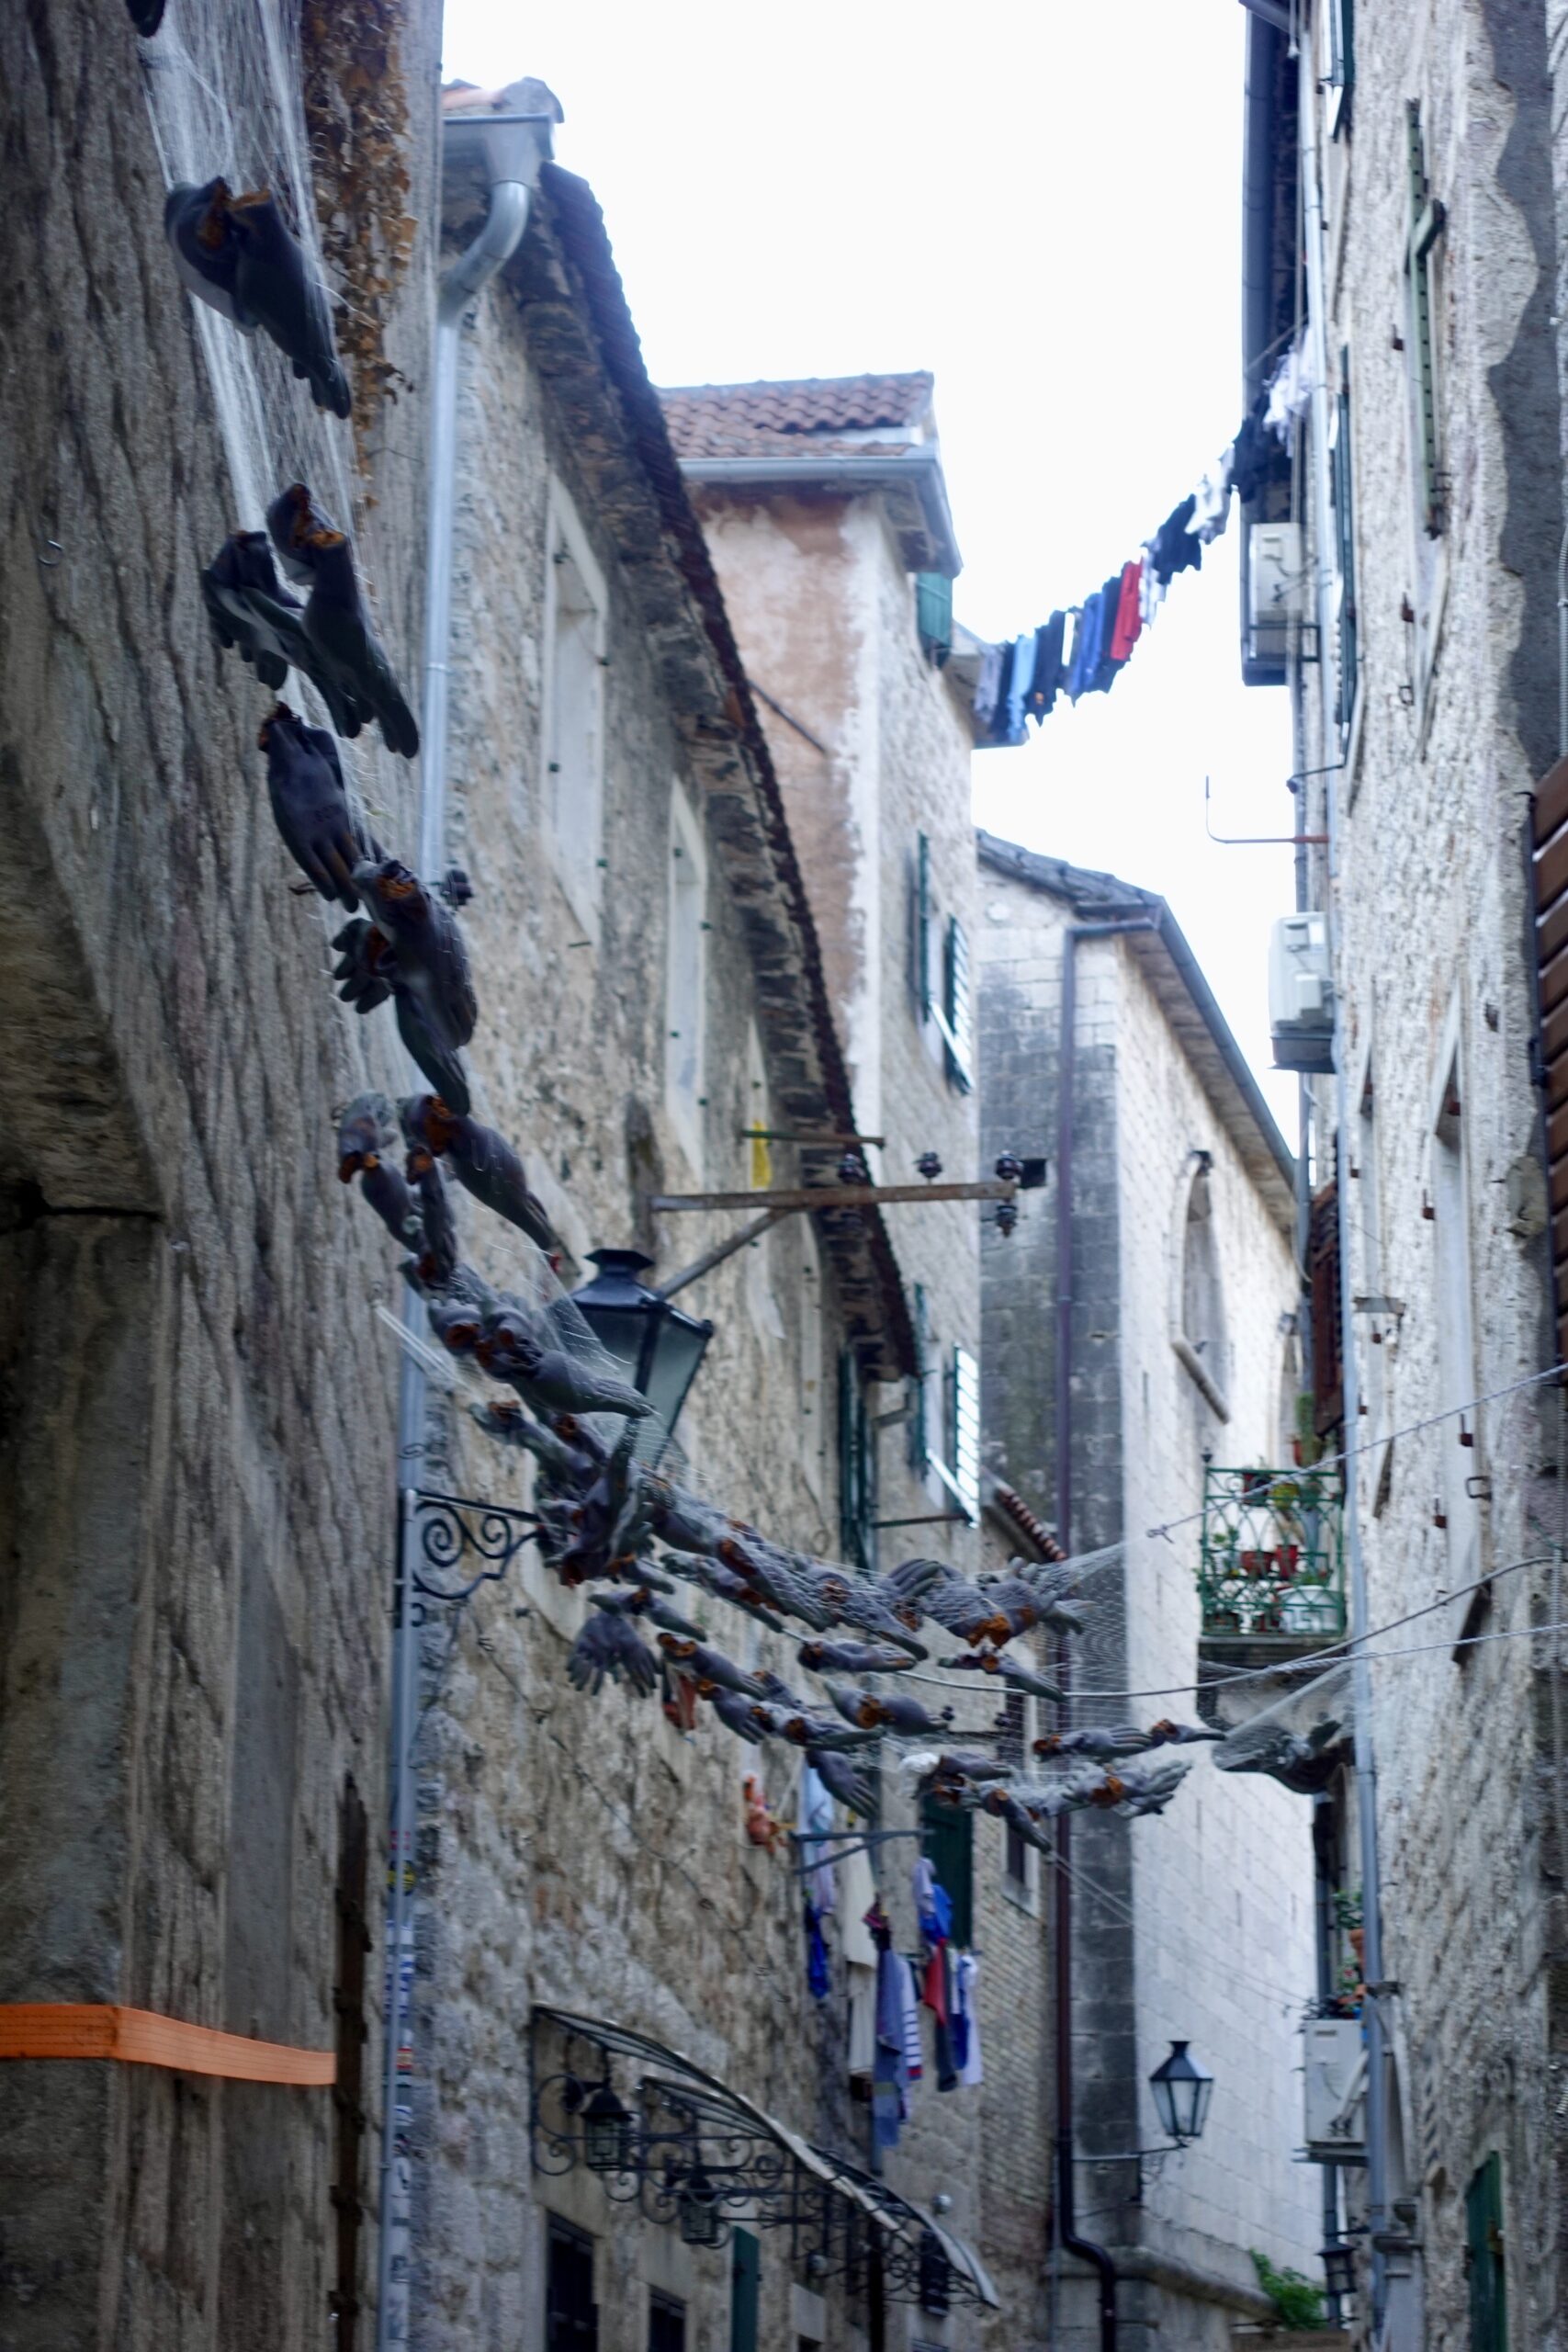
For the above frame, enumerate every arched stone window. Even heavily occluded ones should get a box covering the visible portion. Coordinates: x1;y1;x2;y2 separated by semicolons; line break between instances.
1172;1157;1231;1419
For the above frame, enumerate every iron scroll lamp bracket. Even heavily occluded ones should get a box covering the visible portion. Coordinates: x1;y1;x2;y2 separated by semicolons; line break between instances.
407;1488;539;1609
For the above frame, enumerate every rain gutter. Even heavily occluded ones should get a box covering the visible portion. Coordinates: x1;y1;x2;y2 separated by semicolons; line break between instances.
378;100;554;2352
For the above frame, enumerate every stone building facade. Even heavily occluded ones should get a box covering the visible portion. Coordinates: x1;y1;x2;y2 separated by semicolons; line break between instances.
0;3;441;2349
1239;4;1568;2346
390;125;1017;2352
974;835;1321;2352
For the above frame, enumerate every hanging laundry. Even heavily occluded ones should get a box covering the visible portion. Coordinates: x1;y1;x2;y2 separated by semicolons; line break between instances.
873;1945;906;2148
1230;396;1274;504
1066;593;1104;701
805;1900;830;1999
1089;574;1127;694
848;1960;878;2075
1264;337;1312;443
896;1951;923;2082
1189;455;1233;546
913;1855;953;1947
933;1946;959;2091
839;1844;879;1968
1003;631;1037;742
1148;494;1201;586
921;1941;948;2021
972;642;1004;731
1027;610;1067;719
799;1765;838;1913
950;1956;970;2074
1109;560;1144;663
956;1952;983;2086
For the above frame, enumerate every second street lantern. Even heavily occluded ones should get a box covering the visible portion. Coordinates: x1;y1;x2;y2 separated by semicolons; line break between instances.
569;1249;714;1450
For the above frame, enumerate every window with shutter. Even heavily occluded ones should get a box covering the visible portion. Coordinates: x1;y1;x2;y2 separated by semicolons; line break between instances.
950;1345;981;1520
1308;1177;1343;1439
1331;366;1358;735
913;833;932;1018
915;572;953;667
1327;0;1353;138
330;1778;370;2351
547;2219;599;2352
908;1285;931;1475
942;917;975;1092
729;2229;761;2352
919;1793;974;1947
839;1351;877;1574
1530;763;1568;1362
1404;103;1446;539
1465;2154;1506;2352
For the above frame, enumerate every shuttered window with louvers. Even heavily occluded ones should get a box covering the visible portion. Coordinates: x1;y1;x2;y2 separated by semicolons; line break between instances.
1531;762;1568;1362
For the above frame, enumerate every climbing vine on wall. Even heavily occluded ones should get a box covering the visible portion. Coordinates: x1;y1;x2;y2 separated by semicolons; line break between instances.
299;0;418;467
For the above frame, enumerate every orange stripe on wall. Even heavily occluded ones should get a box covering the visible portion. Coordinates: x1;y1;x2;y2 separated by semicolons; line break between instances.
0;2004;335;2085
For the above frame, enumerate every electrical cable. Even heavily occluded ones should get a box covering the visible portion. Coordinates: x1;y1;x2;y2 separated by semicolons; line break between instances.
1145;1359;1562;1544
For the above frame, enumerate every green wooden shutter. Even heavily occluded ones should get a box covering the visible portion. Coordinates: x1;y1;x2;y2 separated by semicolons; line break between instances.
729;2230;761;2352
1466;2155;1506;2352
1331;368;1358;733
950;1345;980;1520
943;916;974;1093
1404;103;1446;537
908;1285;931;1474
919;1794;974;1947
914;833;932;1018
915;572;953;666
1328;0;1353;137
839;1351;876;1574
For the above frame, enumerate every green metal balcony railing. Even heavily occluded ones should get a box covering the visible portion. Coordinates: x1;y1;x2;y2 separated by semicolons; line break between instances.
1198;1464;1346;1648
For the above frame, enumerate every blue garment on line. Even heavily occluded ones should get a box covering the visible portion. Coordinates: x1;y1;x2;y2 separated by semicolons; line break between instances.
1067;593;1104;700
1004;631;1037;741
805;1902;830;2001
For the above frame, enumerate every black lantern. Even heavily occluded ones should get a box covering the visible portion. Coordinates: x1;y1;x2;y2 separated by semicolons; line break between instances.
581;2080;634;2174
569;1250;713;1450
918;2231;952;2315
1149;2040;1213;2143
677;2165;724;2247
1320;2240;1356;2301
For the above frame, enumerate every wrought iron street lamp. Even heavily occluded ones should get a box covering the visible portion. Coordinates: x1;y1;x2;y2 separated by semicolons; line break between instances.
570;1249;713;1446
1149;2040;1214;2143
581;2080;635;2174
677;2165;725;2247
1320;2240;1356;2301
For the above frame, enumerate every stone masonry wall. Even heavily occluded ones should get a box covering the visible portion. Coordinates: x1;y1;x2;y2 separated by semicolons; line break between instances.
0;4;441;2348
1296;5;1568;2342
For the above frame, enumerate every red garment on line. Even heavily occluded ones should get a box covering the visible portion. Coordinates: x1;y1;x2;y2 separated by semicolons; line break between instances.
1110;559;1144;662
922;1946;948;2023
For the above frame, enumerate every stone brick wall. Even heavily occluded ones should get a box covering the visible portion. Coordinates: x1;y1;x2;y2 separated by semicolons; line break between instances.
1291;6;1568;2343
0;4;441;2347
976;854;1319;2352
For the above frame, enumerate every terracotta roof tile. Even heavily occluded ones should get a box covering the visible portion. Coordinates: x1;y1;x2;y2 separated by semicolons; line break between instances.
660;373;933;459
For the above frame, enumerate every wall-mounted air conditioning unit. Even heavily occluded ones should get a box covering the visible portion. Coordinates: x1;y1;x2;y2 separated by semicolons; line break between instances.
1303;2016;1367;2164
1269;911;1335;1073
1247;521;1305;671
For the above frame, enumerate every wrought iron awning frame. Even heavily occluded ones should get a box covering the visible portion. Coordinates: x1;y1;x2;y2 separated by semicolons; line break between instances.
527;2006;998;2310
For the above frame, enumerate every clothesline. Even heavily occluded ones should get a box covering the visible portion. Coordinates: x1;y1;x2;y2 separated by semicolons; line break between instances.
970;338;1311;741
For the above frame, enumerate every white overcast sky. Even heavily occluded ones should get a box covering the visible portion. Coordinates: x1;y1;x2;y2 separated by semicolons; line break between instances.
442;0;1298;1133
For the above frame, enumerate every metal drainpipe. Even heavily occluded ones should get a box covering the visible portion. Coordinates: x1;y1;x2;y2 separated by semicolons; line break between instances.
376;106;553;2352
1298;36;1392;2329
1052;916;1156;2352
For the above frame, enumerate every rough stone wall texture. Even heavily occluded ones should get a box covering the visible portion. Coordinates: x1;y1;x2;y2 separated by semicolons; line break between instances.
976;861;1318;2352
1294;5;1568;2344
0;3;441;2348
399;244;996;2348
